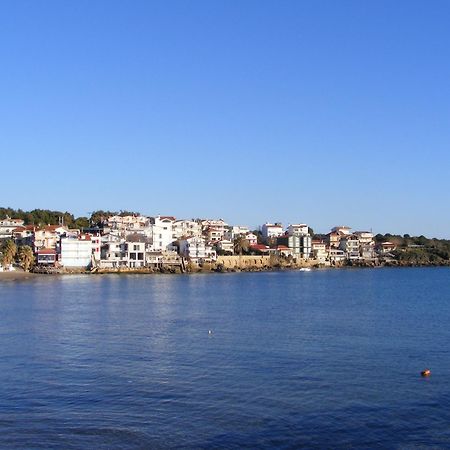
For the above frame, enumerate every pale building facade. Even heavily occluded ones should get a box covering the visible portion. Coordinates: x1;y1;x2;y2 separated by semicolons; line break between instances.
60;235;93;268
172;220;202;239
261;223;284;241
287;224;309;236
0;218;25;240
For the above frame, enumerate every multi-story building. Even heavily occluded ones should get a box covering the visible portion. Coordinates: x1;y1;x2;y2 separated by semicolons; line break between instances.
33;225;68;252
107;215;149;233
312;240;328;262
224;225;251;241
172;220;202;239
261;223;284;242
88;232;102;262
126;241;146;268
148;216;176;251
277;234;312;259
327;226;352;249
329;248;346;263
245;232;258;246
287;224;309;236
216;239;234;255
12;225;35;247
339;235;360;260
331;226;352;235
201;219;228;235
205;227;223;243
0;218;25;240
60;235;93;268
179;236;217;263
178;236;207;262
354;231;374;245
100;235;127;268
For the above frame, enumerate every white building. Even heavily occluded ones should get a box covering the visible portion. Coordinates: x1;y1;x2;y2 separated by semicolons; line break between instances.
126;241;146;268
88;233;102;262
148;216;176;251
201;219;228;235
107;215;149;232
354;231;374;245
312;241;328;262
261;223;284;242
100;239;127;268
329;248;346;263
172;220;202;239
33;225;69;252
205;227;223;243
0;218;25;240
12;225;34;247
287;224;309;236
216;239;234;255
60;235;93;268
178;236;216;262
377;242;396;254
245;232;258;246
339;235;360;260
224;225;251;241
331;226;352;236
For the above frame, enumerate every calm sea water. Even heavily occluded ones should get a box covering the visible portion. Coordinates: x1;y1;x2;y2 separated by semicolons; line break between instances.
1;268;450;449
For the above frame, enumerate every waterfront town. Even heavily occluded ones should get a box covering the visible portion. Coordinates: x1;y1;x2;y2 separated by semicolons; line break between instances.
0;212;402;273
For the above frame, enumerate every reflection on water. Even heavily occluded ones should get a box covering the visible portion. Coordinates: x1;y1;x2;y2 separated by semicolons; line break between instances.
1;268;450;448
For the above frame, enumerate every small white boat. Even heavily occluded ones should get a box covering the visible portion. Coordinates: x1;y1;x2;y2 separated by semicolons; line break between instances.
299;268;312;272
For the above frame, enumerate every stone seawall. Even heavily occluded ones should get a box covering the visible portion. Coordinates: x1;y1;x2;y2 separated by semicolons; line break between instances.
216;255;272;270
215;255;329;271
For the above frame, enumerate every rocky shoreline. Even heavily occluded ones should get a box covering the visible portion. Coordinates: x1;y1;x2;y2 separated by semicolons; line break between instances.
2;259;449;281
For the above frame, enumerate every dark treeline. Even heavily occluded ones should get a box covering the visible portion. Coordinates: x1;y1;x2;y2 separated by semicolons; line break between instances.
0;207;140;229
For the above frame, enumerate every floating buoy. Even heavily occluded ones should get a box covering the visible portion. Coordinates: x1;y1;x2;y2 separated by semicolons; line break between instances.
208;330;212;335
421;369;431;377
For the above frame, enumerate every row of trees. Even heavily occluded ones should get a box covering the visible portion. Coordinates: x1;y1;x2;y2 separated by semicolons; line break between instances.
0;207;141;229
0;240;34;271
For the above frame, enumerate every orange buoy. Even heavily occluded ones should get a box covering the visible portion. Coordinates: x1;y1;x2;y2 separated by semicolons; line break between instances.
421;369;431;377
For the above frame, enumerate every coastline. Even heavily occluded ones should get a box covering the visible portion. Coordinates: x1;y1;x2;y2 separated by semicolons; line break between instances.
2;260;448;282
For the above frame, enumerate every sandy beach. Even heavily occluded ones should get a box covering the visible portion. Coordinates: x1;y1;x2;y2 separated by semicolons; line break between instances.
0;270;38;282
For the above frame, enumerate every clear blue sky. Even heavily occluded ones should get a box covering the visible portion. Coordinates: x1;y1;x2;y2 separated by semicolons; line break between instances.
1;0;449;237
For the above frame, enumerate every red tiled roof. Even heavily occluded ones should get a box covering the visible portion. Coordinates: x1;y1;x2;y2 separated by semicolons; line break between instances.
250;244;269;250
37;248;56;255
13;225;35;232
44;225;66;232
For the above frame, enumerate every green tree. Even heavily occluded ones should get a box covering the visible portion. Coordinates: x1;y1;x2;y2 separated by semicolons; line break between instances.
74;217;90;229
1;239;17;268
17;245;34;271
233;235;249;255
